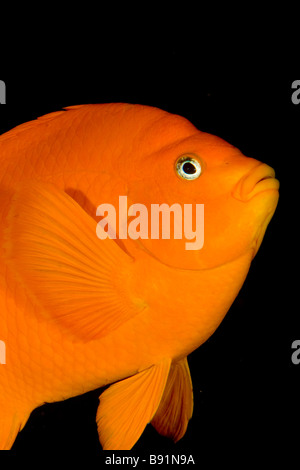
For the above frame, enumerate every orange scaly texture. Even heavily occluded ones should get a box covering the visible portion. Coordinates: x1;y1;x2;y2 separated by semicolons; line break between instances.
0;104;279;449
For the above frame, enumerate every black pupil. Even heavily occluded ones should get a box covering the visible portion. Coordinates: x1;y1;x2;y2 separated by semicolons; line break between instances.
182;161;196;174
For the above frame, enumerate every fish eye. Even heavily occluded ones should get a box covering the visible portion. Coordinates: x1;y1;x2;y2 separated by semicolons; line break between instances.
175;155;202;180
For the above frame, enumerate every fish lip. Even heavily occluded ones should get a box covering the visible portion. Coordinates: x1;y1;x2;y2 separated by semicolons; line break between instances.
232;163;280;202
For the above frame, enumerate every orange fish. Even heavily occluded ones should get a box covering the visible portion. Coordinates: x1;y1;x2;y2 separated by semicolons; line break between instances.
0;103;279;450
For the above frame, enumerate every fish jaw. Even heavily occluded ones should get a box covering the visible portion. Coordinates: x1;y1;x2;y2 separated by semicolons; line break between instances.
232;163;280;202
232;163;279;257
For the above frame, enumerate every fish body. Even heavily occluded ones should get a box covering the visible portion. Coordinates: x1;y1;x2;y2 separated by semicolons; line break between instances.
0;104;279;449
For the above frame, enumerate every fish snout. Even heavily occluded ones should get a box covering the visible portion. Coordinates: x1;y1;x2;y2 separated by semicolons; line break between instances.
232;163;280;202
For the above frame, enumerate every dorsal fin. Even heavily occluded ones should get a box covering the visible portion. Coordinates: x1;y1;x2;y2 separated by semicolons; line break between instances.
0;106;88;142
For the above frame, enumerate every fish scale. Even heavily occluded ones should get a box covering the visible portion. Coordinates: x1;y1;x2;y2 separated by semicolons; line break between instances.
0;103;279;450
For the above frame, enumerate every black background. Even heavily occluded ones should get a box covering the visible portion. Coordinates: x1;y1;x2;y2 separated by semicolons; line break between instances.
0;23;297;467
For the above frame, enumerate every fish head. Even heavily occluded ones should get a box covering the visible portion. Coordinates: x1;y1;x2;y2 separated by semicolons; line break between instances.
122;111;279;270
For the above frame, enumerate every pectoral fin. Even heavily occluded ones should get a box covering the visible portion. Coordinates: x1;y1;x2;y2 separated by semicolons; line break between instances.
151;357;193;442
96;359;171;450
4;182;144;341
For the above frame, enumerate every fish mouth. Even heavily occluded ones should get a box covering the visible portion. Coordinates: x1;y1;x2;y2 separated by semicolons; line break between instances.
232;163;280;202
